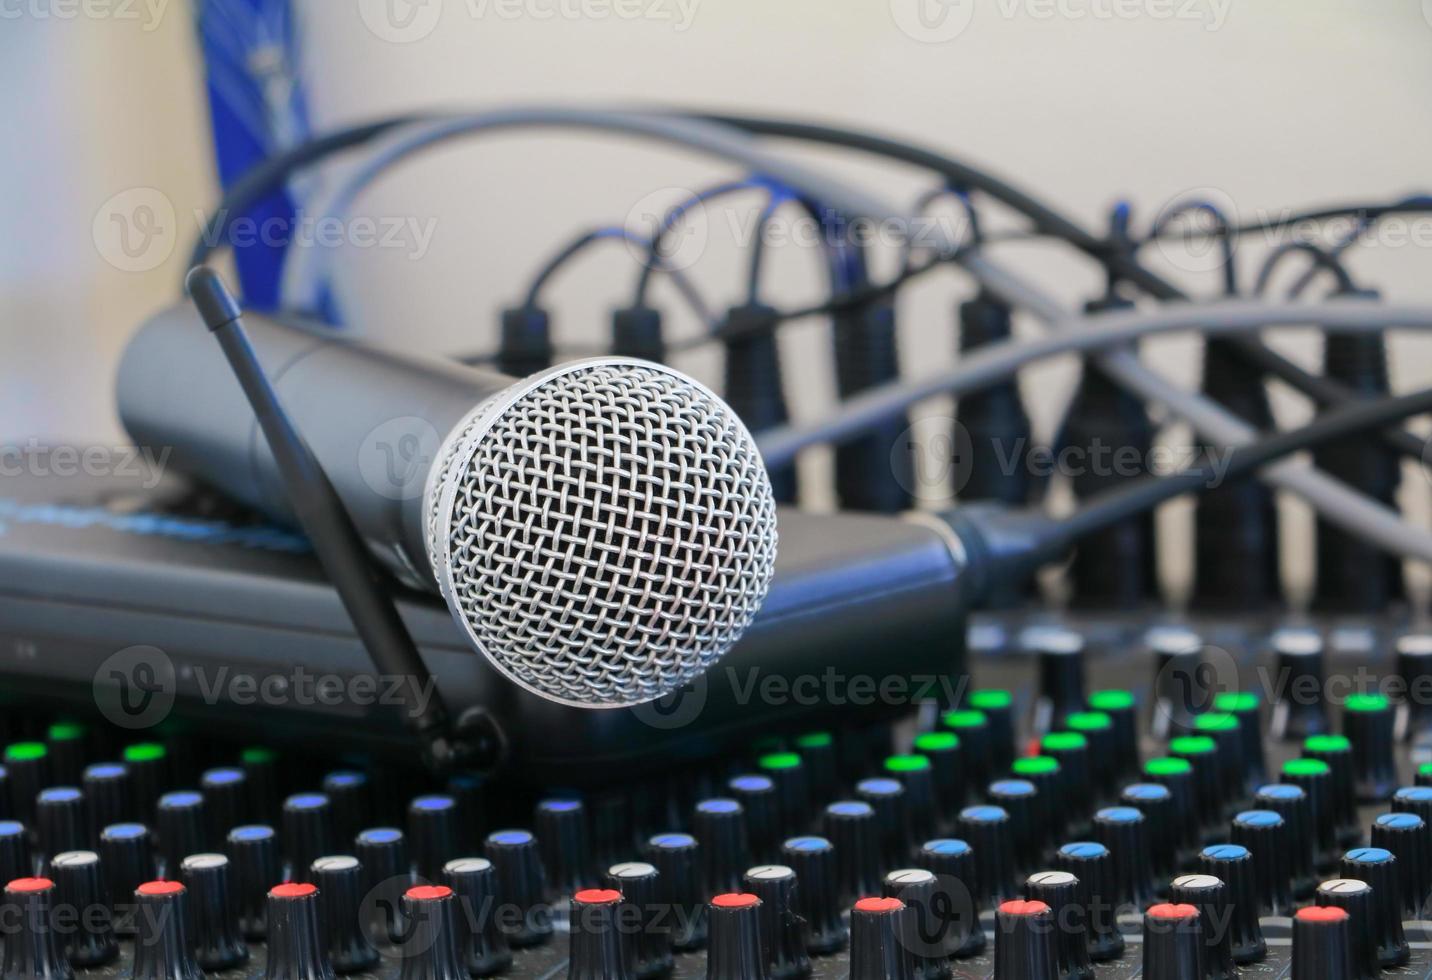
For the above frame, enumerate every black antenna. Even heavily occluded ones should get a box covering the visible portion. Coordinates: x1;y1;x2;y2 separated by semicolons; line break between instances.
185;266;499;773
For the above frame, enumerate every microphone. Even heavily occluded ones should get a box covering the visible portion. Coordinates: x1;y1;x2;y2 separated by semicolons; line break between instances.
116;304;778;710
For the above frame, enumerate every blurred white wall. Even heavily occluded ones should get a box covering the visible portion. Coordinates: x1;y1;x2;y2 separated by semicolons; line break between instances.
5;0;1432;594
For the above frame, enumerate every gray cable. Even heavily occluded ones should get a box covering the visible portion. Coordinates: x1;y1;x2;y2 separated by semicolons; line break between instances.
279;108;905;313
960;254;1432;564
754;293;1432;562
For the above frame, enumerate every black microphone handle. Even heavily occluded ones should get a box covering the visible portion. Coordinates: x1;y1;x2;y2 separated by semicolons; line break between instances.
117;305;515;588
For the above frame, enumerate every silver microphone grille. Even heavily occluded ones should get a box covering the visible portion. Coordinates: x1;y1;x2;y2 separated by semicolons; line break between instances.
425;359;778;708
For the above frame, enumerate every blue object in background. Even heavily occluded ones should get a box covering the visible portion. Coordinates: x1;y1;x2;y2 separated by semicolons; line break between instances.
194;0;311;312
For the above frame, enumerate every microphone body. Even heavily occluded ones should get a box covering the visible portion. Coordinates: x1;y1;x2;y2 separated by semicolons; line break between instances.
117;306;508;588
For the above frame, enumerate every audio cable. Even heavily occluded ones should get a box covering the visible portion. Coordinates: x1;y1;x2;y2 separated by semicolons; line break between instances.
1152;198;1283;610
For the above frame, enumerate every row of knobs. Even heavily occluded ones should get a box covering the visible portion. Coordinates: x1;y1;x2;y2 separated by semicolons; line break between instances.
0;855;514;980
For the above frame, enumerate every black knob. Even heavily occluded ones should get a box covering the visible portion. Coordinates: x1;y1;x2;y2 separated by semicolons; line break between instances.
82;764;131;833
311;855;378;974
1341;695;1398;803
1212;692;1268;793
940;710;992;792
1169;736;1223;835
1230;810;1291;915
1168;874;1234;980
857;779;911;870
988;780;1040;872
565;889;628;980
728;776;780;863
1371;811;1430;919
1269;631;1328;741
484;829;552;946
849;896;913;980
910;733;966;822
5;743;50;828
781;837;845;955
1119;784;1176;879
915;839;982;957
354;828;408;946
1147;627;1206;739
1013;758;1065;847
1315;879;1379;980
1141;904;1205;980
1301;735;1361;847
706;893;768;980
792;732;840;805
443;858;512;977
199;768;248;843
967;690;1017;774
756;753;811;842
1292;905;1352;980
1054;842;1123;961
1338;847;1409;966
226;825;281;941
745;865;810;980
642;833;705;951
120;744;166;826
0;820;31;890
130;880;202;980
533;798;588;899
178;853;248;971
692;800;750;896
98;823;151;936
823;802;882;906
1394;634;1432;738
36;788;87;869
1252;784;1317;897
1280;759;1337;871
1091;807;1154;908
1190;713;1245;816
1195;846;1265;963
237;747;280;821
1143;758;1199;858
993;899;1059;980
2;877;72;980
1065;712;1117;801
1032;627;1087;735
406;796;460;884
1024;870;1093;980
50;850;117;967
156;791;206;876
44;724;87;789
265;882;333;980
281;795;332;884
1039;733;1091;832
397;885;466;980
884;757;938;848
958;805;1016;906
604;861;672;979
320;773;369;848
1087;690;1141;783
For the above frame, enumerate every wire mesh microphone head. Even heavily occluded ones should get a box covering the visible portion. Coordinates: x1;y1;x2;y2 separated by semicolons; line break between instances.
424;359;778;708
